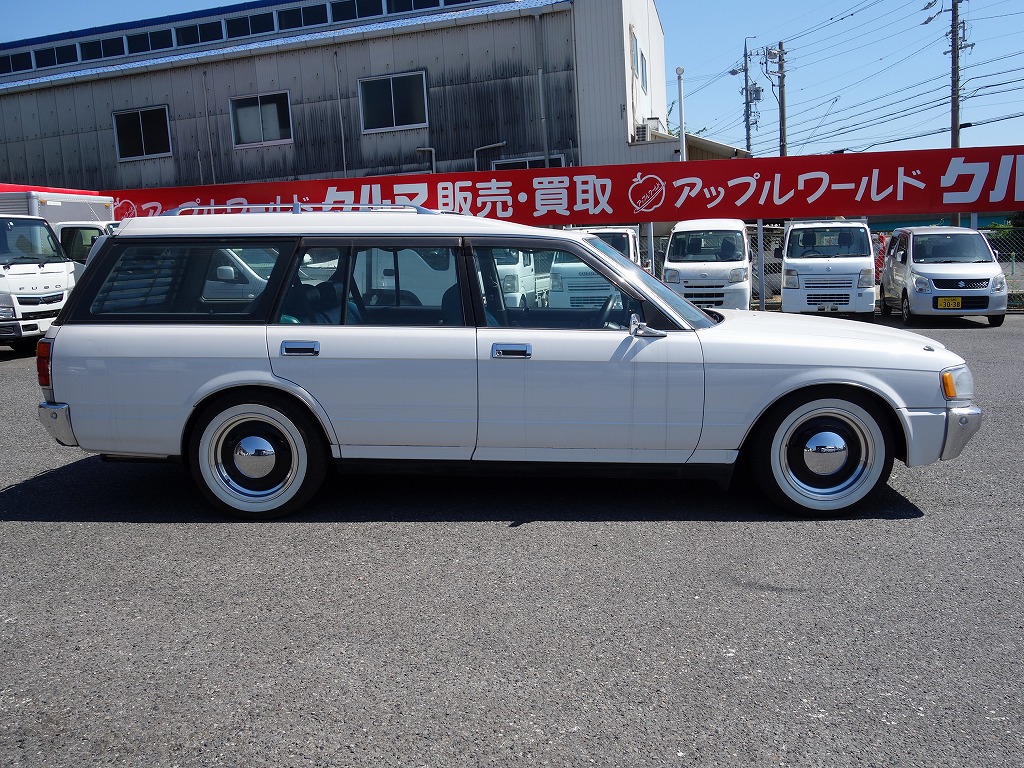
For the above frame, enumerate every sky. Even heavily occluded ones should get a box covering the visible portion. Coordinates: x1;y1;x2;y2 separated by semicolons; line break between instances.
3;0;1022;157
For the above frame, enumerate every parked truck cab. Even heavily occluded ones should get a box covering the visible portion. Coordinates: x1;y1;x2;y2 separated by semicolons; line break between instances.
0;215;76;352
780;220;876;319
662;219;751;310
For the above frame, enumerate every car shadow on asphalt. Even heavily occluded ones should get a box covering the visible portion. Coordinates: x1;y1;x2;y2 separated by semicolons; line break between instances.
0;455;924;524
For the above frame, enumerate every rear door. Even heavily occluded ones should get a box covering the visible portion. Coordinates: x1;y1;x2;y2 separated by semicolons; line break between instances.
267;238;478;459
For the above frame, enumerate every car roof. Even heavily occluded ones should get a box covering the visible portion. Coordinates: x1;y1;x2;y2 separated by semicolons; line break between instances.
896;226;982;236
670;218;746;232
112;210;586;241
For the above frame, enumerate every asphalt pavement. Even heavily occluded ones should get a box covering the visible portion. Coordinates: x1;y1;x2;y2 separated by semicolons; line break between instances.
1;315;1021;767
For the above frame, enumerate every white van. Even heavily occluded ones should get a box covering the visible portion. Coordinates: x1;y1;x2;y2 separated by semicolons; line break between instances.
780;220;876;319
879;226;1007;327
662;219;751;310
0;215;76;352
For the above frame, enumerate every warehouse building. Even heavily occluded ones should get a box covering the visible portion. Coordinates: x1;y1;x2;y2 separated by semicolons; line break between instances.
0;0;743;191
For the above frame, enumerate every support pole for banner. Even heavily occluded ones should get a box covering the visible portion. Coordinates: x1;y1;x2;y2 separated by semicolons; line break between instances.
646;222;655;275
757;219;765;311
970;212;978;229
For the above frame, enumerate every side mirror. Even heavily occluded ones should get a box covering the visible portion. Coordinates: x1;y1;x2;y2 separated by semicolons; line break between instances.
216;265;238;281
773;246;783;259
629;313;667;338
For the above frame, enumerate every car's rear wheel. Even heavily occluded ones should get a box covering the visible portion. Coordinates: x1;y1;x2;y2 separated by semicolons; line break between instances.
751;392;894;515
879;286;892;317
188;392;328;519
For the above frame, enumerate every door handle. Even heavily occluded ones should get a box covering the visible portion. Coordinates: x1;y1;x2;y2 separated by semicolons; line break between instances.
281;340;320;356
491;343;532;359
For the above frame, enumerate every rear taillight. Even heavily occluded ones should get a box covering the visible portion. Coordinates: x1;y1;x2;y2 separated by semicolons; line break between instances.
36;338;52;389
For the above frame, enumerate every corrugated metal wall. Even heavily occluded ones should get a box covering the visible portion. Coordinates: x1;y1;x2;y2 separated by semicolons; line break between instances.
0;10;579;189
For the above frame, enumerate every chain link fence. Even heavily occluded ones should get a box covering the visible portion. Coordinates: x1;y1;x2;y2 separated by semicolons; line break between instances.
981;227;1024;308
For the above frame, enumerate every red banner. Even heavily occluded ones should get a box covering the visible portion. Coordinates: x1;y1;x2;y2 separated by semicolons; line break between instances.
104;145;1024;225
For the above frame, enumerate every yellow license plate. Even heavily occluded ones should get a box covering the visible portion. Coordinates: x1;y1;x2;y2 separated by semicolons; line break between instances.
938;297;962;309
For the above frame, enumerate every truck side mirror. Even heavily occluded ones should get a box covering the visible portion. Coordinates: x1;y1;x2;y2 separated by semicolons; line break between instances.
774;246;782;259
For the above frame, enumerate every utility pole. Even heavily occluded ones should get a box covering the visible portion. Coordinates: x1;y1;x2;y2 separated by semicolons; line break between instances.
743;37;752;154
951;0;962;225
777;41;787;156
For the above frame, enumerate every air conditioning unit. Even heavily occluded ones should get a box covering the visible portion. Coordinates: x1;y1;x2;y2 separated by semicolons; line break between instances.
635;124;650;142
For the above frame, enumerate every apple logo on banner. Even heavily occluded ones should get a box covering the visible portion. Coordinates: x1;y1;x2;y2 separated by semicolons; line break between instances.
629;173;666;214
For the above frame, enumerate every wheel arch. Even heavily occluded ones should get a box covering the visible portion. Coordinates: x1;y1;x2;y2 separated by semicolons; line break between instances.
740;382;908;466
181;384;334;460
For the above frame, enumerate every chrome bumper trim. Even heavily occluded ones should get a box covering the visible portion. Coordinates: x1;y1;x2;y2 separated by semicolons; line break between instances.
940;405;982;461
38;402;79;447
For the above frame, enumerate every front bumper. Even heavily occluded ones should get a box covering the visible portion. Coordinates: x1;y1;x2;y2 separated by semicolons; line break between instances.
908;290;1008;316
940;405;983;461
38;402;79;447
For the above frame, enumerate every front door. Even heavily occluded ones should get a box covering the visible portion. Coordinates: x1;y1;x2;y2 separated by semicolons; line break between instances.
469;242;704;464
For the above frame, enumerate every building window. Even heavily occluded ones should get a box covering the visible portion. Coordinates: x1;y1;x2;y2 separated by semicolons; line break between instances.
360;72;427;132
175;25;200;46
251;13;276;34
36;46;80;69
0;52;32;74
231;92;293;146
331;0;383;20
493;156;565;171
387;0;441;11
114;106;172;161
281;4;329;29
630;29;638;75
641;52;648;93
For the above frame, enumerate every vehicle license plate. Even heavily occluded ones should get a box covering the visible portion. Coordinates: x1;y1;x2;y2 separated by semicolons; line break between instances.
938;297;962;309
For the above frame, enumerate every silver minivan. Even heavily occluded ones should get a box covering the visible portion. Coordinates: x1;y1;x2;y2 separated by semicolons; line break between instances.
879;226;1007;327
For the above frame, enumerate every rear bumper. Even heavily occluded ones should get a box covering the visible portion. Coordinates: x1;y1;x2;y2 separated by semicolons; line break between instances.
38;402;79;447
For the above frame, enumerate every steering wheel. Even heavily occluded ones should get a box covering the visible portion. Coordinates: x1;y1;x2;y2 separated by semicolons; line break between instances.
595;294;615;327
801;249;823;257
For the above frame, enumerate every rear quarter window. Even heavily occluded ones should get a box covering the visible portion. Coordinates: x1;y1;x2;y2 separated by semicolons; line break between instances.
82;238;294;320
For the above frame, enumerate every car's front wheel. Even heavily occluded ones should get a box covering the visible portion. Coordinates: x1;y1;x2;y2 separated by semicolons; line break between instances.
188;392;328;519
901;293;915;326
751;392;894;515
988;314;1005;328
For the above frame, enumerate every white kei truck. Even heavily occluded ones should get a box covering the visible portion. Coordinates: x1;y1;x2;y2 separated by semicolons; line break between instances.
779;219;877;320
0;190;115;352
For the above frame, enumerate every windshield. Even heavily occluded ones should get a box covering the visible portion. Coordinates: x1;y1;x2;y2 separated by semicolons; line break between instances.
787;226;871;258
582;236;716;329
0;218;65;266
594;232;628;255
911;233;995;264
666;230;745;262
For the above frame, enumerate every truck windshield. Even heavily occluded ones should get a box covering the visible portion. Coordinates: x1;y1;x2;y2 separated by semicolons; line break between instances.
666;230;745;262
911;233;994;264
789;227;871;258
0;218;65;266
594;232;628;255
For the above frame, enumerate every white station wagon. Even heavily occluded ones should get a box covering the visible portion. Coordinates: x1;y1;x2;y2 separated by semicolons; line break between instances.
37;210;982;519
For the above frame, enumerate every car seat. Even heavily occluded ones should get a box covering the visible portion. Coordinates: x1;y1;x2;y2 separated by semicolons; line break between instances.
800;231;817;248
838;230;853;250
719;238;737;260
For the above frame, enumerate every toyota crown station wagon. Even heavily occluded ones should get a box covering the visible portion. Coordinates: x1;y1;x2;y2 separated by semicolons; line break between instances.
37;210;982;519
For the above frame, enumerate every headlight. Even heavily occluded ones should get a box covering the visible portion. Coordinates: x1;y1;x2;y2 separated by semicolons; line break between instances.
550;274;563;292
783;268;799;289
728;267;747;284
858;268;874;288
912;273;931;293
0;292;14;320
941;365;974;403
501;274;518;293
992;274;1007;293
664;269;680;283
